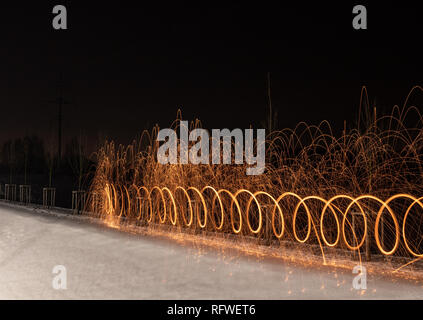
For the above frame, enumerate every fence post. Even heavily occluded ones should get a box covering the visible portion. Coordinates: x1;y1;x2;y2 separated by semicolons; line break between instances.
43;187;56;208
72;190;86;214
135;196;149;224
190;199;199;232
5;184;17;202
352;211;371;261
19;185;31;204
261;204;272;245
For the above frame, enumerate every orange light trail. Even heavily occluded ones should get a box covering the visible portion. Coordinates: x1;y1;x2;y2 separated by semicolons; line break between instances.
98;185;423;260
86;86;423;279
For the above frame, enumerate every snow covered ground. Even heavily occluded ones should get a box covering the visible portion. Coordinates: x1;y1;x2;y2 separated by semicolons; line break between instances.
0;202;422;299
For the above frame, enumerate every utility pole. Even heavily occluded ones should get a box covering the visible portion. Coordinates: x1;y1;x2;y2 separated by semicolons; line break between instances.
57;93;63;160
47;74;70;161
267;72;272;134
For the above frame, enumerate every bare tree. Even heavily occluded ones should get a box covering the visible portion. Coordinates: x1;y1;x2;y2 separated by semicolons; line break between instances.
1;140;16;184
66;132;89;191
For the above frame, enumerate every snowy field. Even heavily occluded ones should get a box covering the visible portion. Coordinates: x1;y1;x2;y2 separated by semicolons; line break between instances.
0;202;422;299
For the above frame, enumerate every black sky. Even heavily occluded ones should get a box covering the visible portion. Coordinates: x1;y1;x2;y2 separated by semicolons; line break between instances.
1;1;422;149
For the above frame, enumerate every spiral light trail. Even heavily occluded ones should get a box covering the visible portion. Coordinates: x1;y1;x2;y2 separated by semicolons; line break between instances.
97;185;422;259
85;86;423;275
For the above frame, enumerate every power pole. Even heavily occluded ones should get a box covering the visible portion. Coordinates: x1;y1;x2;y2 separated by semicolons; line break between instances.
58;94;63;160
267;72;272;133
47;74;70;161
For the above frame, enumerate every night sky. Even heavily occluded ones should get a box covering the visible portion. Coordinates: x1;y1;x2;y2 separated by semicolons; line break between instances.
1;1;422;150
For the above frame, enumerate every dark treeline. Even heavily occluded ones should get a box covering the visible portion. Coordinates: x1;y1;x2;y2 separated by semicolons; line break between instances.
0;134;96;208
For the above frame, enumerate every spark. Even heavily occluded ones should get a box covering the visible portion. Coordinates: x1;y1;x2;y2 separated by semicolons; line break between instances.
85;87;423;282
